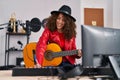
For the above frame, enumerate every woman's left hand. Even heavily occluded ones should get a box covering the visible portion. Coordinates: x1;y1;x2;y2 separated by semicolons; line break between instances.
77;49;82;57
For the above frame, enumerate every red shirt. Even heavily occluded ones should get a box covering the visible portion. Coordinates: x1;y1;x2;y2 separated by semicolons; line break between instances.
36;27;78;66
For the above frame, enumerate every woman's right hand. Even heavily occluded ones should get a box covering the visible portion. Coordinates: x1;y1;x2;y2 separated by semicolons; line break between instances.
34;59;42;68
34;63;41;68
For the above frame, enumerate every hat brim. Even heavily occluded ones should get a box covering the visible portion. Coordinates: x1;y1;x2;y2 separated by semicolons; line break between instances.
51;11;76;22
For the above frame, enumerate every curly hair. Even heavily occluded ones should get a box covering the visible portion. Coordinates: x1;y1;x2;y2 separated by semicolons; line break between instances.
46;13;77;40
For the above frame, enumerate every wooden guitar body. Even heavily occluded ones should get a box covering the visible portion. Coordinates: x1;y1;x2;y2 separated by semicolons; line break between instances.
23;42;62;68
23;42;37;68
42;43;62;67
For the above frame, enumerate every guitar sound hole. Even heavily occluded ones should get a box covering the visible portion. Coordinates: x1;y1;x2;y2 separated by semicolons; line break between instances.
44;50;53;61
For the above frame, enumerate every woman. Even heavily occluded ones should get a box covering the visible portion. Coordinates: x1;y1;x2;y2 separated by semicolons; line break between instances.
36;5;82;70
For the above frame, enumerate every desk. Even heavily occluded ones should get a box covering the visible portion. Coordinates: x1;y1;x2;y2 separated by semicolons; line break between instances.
0;70;93;80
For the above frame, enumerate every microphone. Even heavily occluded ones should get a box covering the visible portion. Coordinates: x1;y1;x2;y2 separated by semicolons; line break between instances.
17;41;23;48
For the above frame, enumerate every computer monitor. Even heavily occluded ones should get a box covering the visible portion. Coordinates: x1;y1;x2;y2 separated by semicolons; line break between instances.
81;25;120;67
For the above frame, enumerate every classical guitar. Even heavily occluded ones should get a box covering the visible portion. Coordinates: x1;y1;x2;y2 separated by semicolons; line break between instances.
23;42;78;68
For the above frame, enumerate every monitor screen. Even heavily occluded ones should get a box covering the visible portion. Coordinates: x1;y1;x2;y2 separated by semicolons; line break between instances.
81;25;120;67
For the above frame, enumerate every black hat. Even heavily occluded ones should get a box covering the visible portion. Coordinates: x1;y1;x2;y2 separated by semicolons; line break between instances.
51;5;76;22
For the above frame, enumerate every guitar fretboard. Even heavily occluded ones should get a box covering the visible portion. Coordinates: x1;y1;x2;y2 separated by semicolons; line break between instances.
52;50;78;58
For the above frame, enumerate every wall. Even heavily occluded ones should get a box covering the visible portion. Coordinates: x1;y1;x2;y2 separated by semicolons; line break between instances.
113;0;120;29
0;0;81;66
81;0;113;28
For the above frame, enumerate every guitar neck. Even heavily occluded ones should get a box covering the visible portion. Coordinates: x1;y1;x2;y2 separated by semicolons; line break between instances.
52;50;78;58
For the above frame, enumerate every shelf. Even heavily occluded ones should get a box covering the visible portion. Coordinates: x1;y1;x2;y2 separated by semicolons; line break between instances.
5;32;29;66
6;32;28;35
6;50;23;52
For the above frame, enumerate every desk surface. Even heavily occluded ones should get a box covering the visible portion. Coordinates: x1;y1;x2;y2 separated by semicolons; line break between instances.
0;70;94;80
